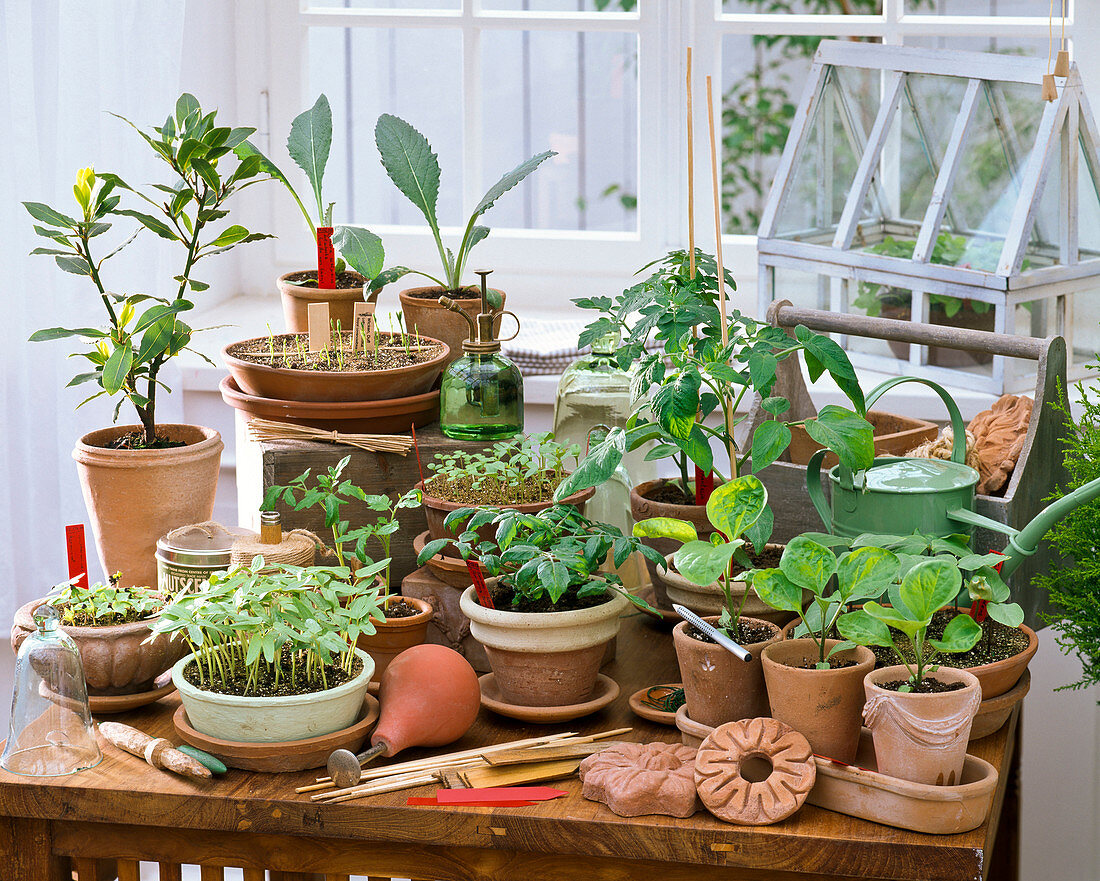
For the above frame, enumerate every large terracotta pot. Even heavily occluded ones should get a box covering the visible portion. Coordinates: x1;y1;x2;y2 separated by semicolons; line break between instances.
399;286;506;368
11;599;189;695
761;638;876;764
173;648;374;743
672;616;780;728
629;479;715;610
460;584;626;707
656;548;795;625
863;665;982;786
73;424;222;590
356;596;434;683
278;269;366;333
222;335;450;404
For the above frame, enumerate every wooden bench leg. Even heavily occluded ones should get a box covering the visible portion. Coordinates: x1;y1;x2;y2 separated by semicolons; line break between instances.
0;818;68;881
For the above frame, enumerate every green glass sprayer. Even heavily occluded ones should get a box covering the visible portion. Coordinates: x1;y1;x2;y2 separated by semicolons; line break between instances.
438;270;524;441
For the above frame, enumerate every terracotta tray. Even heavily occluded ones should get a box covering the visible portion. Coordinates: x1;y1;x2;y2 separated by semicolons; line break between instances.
173;693;380;773
479;673;619;723
628;684;683;726
971;669;1030;740
90;676;176;715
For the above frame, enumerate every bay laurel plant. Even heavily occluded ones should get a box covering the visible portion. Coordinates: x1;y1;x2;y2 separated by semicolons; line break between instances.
574;249;873;502
262;456;420;603
633;474;771;637
28;94;272;447
150;558;388;695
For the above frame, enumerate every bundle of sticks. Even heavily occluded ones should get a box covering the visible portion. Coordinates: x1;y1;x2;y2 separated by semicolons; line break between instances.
246;418;413;455
298;728;630;805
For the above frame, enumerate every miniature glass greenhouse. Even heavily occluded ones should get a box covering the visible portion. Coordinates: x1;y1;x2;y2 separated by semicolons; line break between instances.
757;41;1100;394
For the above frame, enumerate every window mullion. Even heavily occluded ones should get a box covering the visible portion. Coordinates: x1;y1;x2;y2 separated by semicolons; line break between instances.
463;0;483;233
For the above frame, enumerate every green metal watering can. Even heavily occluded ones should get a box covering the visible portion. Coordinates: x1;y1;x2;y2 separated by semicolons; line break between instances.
805;375;1100;580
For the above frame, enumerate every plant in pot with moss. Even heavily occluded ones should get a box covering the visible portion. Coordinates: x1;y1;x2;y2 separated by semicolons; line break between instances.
633;475;783;729
10;573;188;700
236;94;392;332
837;558;985;786
27;94;271;588
368;113;554;364
152;557;385;743
576;248;874;606
263;456;430;681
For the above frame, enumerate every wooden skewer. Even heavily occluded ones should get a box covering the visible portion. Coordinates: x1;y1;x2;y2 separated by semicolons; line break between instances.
321;772;439;804
706;74;737;477
687;46;696;281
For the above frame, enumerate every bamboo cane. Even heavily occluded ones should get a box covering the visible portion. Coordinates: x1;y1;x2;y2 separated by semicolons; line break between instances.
687;46;696;280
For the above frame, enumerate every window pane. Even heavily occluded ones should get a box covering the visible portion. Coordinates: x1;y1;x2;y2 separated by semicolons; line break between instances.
481;30;638;231
307;27;463;226
903;0;1048;13
481;0;637;11
307;0;460;9
722;0;883;14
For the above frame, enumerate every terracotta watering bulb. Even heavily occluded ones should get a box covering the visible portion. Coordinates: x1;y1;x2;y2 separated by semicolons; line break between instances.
327;644;480;788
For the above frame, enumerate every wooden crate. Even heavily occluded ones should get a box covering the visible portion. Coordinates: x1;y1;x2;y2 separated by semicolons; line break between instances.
737;300;1070;628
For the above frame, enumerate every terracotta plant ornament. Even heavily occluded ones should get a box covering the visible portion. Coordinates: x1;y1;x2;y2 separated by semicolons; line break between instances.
579;742;701;818
694;718;816;826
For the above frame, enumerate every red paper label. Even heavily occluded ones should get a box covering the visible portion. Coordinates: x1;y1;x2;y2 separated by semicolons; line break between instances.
467;561;494;609
65;524;89;589
971;599;989;623
436;786;566;804
407;797;537;807
694;467;715;505
317;226;336;289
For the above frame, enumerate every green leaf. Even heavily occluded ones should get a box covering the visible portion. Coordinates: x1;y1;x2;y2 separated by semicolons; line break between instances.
553;427;625;501
133;301;191;333
986;601;1024;628
651;371;700;440
899;558;961;623
928;612;983;654
837;609;894;647
748;351;777;392
175;93;200;126
115;209;179;241
375;114;441;230
670;424;714;474
862;601;923;639
135;314;180;364
750;420;791;472
30;327;106;342
332;225;384;280
751;568;804;614
23;201;76;228
672;540;739;587
803;406;874;472
190;157;220;192
287;94;332;216
632;517;698;544
761;396;791;416
780;536;837;595
101;341;133;395
209;224;250;247
54;254;91;276
471;150;555;221
706;475;767;540
836;546;899;604
795;325;866;414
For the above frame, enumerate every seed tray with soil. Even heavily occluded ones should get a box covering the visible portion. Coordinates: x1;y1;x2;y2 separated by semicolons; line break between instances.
181;648;364;698
878;677;967;694
423;471;564;507
228;332;445;373
687;620;775;645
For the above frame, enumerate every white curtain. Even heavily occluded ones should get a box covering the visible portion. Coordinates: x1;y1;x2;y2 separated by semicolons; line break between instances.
0;0;188;631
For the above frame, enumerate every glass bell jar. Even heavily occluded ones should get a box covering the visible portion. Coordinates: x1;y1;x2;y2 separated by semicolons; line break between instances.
2;603;101;777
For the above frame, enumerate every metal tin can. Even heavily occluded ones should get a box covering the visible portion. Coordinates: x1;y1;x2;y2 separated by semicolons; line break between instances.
156;524;254;595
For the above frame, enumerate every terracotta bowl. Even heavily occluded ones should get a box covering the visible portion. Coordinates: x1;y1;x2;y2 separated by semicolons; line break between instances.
222;334;450;403
219;375;440;435
11;599;189;696
412;530;473;588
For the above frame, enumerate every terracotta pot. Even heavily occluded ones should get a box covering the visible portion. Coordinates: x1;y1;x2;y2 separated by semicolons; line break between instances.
11;599;189;696
786;410;938;469
73;424;222;590
399;286;507;368
412;530;472;588
173;648;374;743
672;616;780;728
459;584;626;707
219;376;439;435
761;638;876;764
418;481;595;554
657;548;796;626
863;665;982;786
879;300;995;367
278;270;366;333
356;596;434;683
222;335;450;404
629;479;715;611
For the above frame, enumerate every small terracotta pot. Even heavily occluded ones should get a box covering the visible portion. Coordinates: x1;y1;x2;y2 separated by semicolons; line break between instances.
657;548;796;626
412;530;472;588
278;270;366;333
222;335;450;404
73;424;222;589
11;599;189;696
419;481;595;554
863;665;982;786
761;638;876;764
629;479;715;610
356;596;434;683
399;286;506;368
673;616;780;728
460;584;626;707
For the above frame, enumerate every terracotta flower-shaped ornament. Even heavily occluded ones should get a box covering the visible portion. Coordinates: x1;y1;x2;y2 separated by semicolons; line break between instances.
695;718;816;825
579;742;701;818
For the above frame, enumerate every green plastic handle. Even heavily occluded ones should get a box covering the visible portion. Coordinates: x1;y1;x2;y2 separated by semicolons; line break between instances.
863;376;968;465
806;448;832;530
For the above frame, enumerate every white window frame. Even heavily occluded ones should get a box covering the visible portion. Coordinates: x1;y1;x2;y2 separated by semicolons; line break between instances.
240;0;1097;316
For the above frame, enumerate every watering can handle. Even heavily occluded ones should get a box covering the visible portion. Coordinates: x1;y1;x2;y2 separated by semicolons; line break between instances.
806;449;832;530
863;376;968;464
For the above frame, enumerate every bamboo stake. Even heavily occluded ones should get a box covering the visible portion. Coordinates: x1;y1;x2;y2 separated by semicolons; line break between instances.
687;46;696;280
706;74;737;477
321;772;439;805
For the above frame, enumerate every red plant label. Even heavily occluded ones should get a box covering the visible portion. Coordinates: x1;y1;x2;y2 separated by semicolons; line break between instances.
694;467;715;505
65;524;89;590
467;560;494;609
316;226;336;289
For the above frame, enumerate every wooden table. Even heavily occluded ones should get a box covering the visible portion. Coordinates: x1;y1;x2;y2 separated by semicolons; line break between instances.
0;610;1020;881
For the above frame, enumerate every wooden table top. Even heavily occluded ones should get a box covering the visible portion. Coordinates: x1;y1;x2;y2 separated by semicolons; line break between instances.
0;610;1015;881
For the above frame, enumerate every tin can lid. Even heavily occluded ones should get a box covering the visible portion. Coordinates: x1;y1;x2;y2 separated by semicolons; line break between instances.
156;523;255;567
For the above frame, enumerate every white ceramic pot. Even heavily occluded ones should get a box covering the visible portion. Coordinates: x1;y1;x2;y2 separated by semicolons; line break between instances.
655;548;797;625
172;648;374;743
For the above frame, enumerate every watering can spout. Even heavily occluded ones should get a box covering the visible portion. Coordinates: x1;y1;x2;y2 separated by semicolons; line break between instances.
996;473;1100;580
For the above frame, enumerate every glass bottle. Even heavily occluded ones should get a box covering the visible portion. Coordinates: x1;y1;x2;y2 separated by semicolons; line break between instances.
439;270;524;440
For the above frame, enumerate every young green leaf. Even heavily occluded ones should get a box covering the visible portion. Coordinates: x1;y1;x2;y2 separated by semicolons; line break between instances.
927;612;983;653
751;568;804;614
672;540;739;588
779;535;837;594
287;94;332;218
375;114;441;231
632;517;698;544
332;226;384;280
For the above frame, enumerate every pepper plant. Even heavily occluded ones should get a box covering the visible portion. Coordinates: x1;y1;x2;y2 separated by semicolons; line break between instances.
27;94;271;446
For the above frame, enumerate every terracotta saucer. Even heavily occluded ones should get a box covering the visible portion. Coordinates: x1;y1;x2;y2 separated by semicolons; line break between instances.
89;671;176;715
478;673;620;723
970;669;1031;741
628;684;685;726
173;693;380;773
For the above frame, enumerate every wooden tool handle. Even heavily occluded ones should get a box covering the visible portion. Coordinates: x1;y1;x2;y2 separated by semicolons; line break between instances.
99;722;211;780
481;741;626;767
